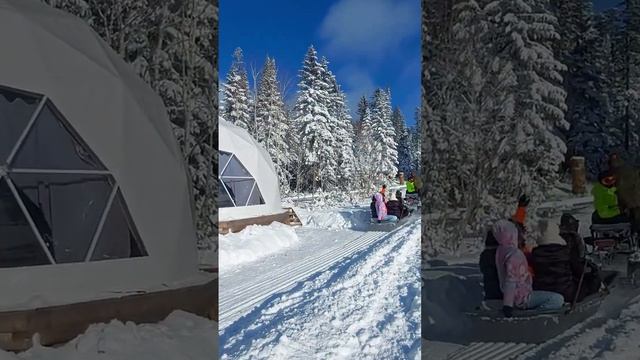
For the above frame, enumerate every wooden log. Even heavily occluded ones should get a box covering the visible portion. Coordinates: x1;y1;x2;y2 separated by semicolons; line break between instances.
570;156;587;194
0;278;217;351
219;210;292;234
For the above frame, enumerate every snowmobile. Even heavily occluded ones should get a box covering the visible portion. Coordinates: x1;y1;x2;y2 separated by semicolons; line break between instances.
586;222;640;285
404;192;421;212
368;209;418;232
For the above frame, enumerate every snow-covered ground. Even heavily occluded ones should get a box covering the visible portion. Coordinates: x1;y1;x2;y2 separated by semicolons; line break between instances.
0;311;216;360
0;246;218;359
543;296;640;359
219;201;421;359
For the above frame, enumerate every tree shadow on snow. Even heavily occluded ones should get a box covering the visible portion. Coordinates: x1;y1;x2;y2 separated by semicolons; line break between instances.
422;261;484;345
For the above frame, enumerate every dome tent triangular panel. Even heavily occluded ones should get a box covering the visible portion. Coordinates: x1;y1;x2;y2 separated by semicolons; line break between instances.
0;88;40;163
219;119;283;221
12;101;106;170
0;178;49;268
0;0;208;313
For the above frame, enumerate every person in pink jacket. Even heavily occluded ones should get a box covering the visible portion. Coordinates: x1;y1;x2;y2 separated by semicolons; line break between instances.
493;220;564;317
374;192;397;223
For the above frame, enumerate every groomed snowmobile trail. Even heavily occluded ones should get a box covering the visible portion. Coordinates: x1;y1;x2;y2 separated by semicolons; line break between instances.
219;216;421;359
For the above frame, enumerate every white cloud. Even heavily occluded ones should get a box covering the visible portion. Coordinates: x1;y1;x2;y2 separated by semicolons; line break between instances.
337;66;378;116
319;0;419;59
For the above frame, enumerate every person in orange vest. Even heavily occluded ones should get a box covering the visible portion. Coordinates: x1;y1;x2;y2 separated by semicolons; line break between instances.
510;194;535;277
380;184;388;202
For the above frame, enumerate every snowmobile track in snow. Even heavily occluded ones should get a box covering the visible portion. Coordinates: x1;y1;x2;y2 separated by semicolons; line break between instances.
446;342;535;360
220;218;421;359
219;219;417;329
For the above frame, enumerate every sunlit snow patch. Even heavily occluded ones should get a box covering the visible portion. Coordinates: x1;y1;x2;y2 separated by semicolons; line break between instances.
219;222;299;269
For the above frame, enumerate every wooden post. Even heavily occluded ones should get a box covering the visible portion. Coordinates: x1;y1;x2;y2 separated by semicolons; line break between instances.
570;156;587;194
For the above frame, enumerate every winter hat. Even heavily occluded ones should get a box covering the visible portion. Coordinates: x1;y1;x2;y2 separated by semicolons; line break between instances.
559;213;579;233
598;171;615;187
536;219;567;246
484;229;498;247
493;220;518;247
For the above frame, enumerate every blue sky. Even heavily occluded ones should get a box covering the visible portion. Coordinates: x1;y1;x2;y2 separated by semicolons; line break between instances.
220;0;421;127
593;0;618;11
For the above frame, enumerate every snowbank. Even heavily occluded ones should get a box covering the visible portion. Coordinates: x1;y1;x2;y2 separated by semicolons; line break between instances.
219;222;299;269
0;311;216;360
296;207;371;231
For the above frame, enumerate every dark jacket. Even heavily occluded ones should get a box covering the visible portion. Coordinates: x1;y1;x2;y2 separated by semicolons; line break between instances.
479;230;503;300
532;244;575;302
370;198;377;219
386;199;408;219
560;231;602;301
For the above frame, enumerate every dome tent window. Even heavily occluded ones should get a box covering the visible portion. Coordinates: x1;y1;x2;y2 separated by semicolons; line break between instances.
0;85;147;267
219;150;265;207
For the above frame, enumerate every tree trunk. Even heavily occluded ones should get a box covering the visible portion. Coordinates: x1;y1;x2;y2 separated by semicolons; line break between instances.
570;156;587;194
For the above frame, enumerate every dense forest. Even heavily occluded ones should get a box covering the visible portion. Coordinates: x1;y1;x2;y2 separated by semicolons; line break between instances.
424;0;637;250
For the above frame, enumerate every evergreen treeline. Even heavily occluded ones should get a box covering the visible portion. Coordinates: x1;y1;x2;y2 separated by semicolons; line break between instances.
222;45;421;194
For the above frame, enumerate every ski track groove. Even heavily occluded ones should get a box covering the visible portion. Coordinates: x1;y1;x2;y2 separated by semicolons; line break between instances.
219;230;373;302
220;219;421;359
219;230;387;328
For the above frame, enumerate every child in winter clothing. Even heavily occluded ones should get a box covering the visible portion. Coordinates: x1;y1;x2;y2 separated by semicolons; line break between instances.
480;194;531;300
374;192;397;223
494;220;564;317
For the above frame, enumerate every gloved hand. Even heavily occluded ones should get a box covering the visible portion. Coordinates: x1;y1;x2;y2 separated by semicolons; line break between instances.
503;306;513;318
518;194;530;207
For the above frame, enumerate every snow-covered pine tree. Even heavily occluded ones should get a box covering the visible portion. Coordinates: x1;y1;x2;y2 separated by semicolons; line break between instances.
484;0;568;198
370;88;398;177
255;56;291;193
222;48;252;133
293;45;338;191
391;107;412;174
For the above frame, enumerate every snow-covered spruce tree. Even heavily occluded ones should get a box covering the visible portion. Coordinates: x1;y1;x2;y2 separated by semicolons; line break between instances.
556;0;611;177
411;106;421;175
596;8;629;156
320;57;357;190
222;47;252;133
293;45;338;191
623;0;640;156
42;0;218;244
370;88;398;177
391;107;413;174
355;105;379;191
255;56;291;193
354;96;368;140
484;0;568;199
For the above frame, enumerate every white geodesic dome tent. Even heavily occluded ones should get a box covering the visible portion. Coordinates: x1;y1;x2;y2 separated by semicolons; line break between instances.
219;119;284;221
0;0;203;309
